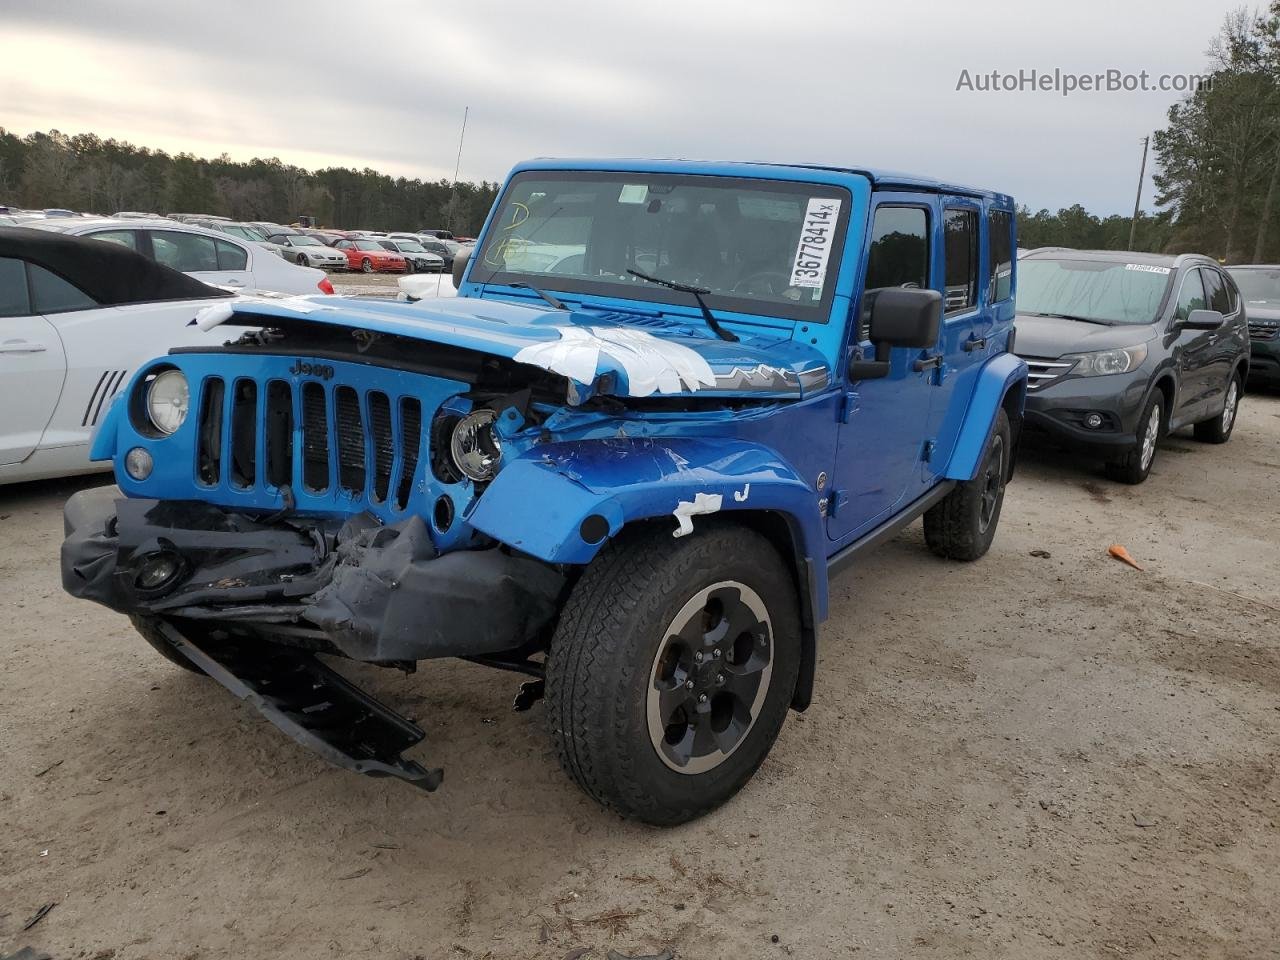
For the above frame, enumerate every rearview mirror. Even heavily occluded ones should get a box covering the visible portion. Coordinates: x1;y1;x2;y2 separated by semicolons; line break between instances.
452;246;472;288
1181;308;1224;331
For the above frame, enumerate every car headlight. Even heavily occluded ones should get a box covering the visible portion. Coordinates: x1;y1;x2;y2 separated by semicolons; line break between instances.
449;408;502;481
146;369;190;435
1060;343;1148;377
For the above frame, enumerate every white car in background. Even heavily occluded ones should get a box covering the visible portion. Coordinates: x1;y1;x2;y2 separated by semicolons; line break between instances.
398;272;457;300
0;227;255;484
30;218;334;296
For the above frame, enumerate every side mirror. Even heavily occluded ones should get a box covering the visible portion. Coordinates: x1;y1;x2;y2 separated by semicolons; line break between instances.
869;287;943;347
451;246;472;288
849;288;943;381
1181;308;1224;331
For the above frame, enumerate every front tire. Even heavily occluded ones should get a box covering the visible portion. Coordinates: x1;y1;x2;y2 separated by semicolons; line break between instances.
1193;372;1241;444
1105;392;1163;484
296;254;307;266
361;258;373;273
129;614;204;675
546;524;801;825
923;408;1011;561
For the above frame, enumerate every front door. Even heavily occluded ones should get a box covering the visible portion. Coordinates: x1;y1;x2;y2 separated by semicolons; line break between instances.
826;196;938;541
1167;267;1215;425
0;257;68;464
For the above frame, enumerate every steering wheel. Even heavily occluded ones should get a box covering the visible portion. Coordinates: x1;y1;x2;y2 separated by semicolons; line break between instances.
732;271;791;296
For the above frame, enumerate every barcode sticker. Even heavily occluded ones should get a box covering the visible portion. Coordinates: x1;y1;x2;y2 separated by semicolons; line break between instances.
1124;263;1171;275
790;198;841;290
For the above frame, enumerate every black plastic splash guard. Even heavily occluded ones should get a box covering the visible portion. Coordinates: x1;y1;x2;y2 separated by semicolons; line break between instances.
156;621;442;791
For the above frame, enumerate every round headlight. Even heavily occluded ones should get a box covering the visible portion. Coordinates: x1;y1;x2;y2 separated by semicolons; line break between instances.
449;408;502;482
146;370;189;435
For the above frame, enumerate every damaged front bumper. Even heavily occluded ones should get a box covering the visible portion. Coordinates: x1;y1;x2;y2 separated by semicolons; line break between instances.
61;486;568;791
61;486;566;662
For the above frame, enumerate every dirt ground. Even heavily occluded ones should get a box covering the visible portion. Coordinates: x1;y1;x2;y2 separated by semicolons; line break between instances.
2;391;1278;960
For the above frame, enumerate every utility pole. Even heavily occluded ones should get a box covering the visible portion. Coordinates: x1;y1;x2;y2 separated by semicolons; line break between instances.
1128;135;1150;252
446;106;469;233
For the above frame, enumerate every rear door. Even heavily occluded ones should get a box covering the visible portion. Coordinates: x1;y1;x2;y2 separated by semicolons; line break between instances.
0;257;68;464
827;196;938;540
1200;267;1246;399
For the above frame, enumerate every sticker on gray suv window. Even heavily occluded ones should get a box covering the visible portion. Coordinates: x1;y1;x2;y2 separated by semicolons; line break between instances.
790;198;841;290
1124;263;1172;274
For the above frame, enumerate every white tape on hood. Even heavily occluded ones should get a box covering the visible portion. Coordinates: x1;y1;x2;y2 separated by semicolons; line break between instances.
193;295;332;331
513;325;717;396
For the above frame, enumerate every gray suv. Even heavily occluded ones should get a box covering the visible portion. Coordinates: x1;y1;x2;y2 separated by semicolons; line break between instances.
1015;249;1249;483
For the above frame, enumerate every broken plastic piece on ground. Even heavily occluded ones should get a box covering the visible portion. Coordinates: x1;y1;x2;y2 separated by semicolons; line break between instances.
1107;544;1144;570
1029;549;1051;559
21;903;56;931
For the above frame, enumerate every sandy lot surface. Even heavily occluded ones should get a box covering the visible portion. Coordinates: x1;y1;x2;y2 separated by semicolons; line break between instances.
2;392;1278;960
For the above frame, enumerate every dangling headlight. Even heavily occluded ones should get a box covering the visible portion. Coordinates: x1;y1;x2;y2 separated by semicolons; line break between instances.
145;369;190;435
450;408;502;481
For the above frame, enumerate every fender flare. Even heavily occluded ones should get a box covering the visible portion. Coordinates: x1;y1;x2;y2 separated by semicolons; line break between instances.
942;352;1028;482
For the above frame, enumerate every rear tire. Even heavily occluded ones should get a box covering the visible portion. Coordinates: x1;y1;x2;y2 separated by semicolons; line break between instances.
295;254;307;266
129;614;204;675
1105;393;1163;484
546;524;801;825
1193;373;1241;444
923;408;1011;561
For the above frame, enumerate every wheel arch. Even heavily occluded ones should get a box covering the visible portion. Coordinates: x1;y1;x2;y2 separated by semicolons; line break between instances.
943;352;1028;482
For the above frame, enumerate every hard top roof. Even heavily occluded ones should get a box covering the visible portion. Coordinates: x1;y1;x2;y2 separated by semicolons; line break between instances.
510;157;1015;205
1021;247;1219;269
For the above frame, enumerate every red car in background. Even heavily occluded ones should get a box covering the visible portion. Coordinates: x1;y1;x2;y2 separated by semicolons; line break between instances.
333;238;407;273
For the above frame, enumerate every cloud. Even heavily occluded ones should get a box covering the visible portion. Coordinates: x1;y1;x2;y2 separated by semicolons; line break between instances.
0;0;1237;211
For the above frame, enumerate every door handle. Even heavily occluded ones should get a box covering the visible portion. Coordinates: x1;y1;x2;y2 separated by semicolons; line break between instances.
0;340;47;354
225;279;245;287
912;354;943;372
963;335;987;352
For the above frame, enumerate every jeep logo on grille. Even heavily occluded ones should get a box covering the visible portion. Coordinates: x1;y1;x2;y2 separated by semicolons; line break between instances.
289;359;335;380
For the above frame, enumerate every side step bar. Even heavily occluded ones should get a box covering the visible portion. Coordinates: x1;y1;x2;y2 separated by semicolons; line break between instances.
156;622;442;791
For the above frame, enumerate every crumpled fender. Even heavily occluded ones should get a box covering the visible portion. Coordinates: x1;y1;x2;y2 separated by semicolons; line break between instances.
942;352;1028;482
469;435;825;571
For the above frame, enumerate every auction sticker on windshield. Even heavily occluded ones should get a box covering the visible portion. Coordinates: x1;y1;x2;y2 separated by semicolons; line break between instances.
1124;263;1171;274
790;198;842;290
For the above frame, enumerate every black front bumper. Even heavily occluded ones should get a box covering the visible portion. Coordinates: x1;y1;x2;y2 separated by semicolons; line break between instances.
62;486;566;663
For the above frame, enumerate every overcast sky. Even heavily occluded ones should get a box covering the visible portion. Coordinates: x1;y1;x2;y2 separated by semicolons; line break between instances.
0;0;1242;214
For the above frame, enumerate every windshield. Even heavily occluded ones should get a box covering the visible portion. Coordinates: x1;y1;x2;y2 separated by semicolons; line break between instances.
290;236;322;247
470;171;851;322
354;240;385;251
1228;267;1280;306
395;241;427;253
1017;258;1173;325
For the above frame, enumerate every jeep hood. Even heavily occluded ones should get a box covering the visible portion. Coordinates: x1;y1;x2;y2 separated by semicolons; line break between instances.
1014;312;1157;359
193;294;832;399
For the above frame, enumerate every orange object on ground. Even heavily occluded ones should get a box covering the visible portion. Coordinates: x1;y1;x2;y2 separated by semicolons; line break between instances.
1108;544;1144;571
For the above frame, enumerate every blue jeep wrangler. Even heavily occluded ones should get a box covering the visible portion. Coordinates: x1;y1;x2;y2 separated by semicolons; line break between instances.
62;160;1027;824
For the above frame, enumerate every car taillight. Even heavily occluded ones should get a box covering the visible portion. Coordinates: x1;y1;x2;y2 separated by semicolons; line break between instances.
317;277;335;295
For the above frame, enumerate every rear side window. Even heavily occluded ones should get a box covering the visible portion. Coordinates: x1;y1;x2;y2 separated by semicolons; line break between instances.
1174;270;1207;322
215;239;248;270
943;208;978;313
29;263;97;313
1202;269;1232;315
0;257;32;317
90;229;140;251
865;206;929;292
987;210;1014;302
151;230;218;272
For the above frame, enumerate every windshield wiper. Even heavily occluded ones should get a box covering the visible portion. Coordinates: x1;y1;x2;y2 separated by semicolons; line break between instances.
625;269;738;342
509;281;567;311
1025;311;1113;326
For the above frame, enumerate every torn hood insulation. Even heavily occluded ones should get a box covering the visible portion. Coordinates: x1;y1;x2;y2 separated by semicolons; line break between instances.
195;295;832;399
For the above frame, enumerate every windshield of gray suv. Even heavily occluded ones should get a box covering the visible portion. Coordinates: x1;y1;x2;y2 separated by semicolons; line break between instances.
1228;267;1280;306
1018;258;1174;325
469;171;852;323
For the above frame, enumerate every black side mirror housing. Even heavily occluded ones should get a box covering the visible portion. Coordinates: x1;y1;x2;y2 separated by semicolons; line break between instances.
849;288;943;381
1181;308;1224;331
451;247;472;288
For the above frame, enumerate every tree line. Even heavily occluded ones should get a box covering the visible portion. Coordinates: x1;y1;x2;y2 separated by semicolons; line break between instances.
3;6;1276;257
0;128;500;235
